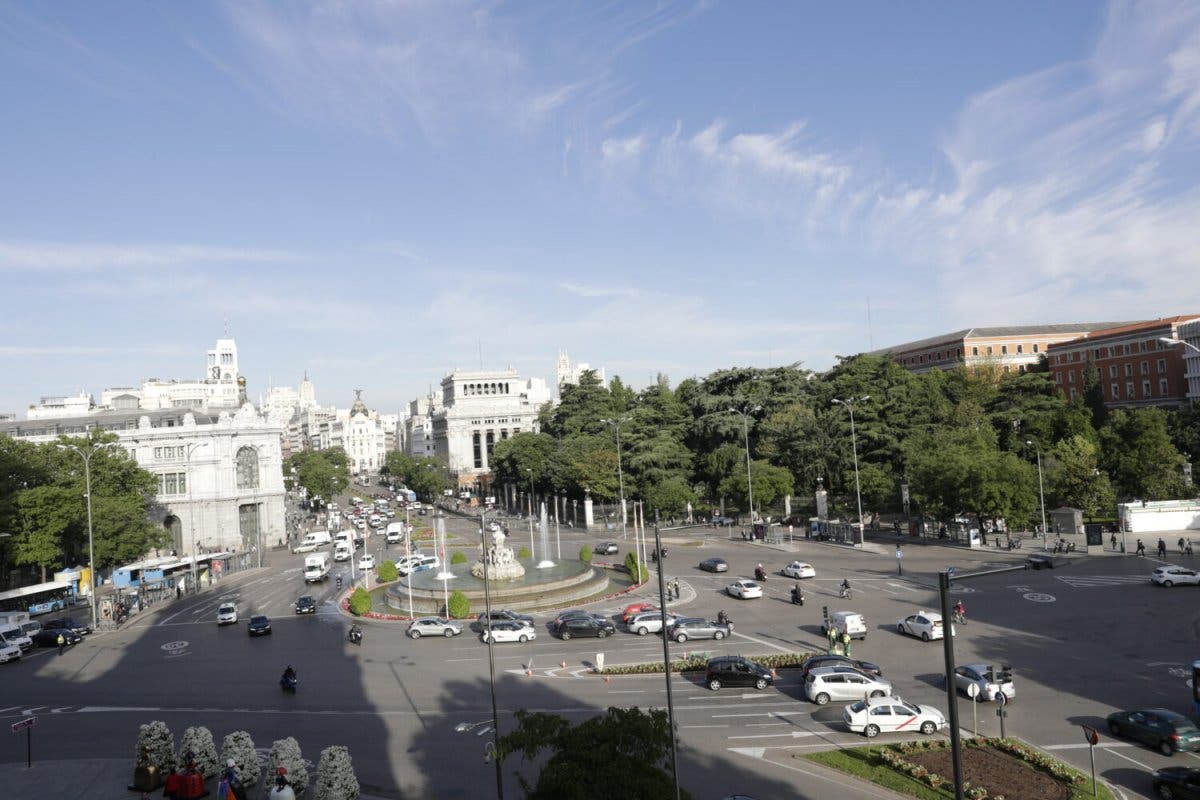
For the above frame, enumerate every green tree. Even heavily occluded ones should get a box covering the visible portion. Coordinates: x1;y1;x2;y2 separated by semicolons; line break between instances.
404;457;449;500
450;550;467;565
717;460;794;514
1047;435;1116;519
348;587;371;615
1099;408;1190;500
489;433;557;488
12;486;75;581
542;371;613;438
378;560;398;582
1082;360;1108;431
497;707;691;800
623;551;647;583
578;544;593;562
286;449;350;506
847;461;898;514
642;476;696;518
1166;405;1200;473
447;590;470;619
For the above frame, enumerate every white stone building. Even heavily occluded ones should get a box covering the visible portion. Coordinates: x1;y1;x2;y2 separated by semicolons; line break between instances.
0;405;286;560
340;391;388;474
431;369;551;485
26;391;94;419
556;351;605;393
1180;319;1200;404
405;392;441;458
138;338;245;410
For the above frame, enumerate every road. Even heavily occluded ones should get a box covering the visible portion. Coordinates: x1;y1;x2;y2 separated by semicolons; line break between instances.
3;507;1199;799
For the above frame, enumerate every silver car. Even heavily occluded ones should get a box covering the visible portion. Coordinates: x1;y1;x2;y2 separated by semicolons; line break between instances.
626;611;679;636
952;663;1015;702
407;617;463;639
804;666;894;705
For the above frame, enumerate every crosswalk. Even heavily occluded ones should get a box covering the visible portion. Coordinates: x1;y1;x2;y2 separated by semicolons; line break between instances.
1054;574;1149;589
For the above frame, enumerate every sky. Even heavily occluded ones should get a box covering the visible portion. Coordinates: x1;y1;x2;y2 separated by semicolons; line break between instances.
2;1;1199;417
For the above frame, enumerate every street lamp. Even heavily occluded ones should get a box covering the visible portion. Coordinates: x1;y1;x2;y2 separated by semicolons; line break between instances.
525;468;536;562
1159;336;1200;356
600;416;631;541
58;441;120;630
184;441;211;594
723;406;761;523
1026;440;1049;551
831;396;870;545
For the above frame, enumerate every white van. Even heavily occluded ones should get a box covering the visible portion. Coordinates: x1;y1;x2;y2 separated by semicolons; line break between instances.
1;625;34;653
821;611;868;640
333;543;353;562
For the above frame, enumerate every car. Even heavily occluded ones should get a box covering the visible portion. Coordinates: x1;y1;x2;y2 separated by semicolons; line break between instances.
781;561;816;579
671;617;732;643
477;609;535;627
552;609;604;627
42;617;91;636
804;666;894;706
1106;708;1200;756
0;642;20;664
843;695;947;738
711;515;735;527
553;616;616;640
1152;566;1200;587
1027;553;1068;570
247;615;272;636
294;595;317;615
407;617;463;639
626;611;679;636
800;654;883;680
595;541;619;555
358;554;376;570
952;663;1015;702
726;579;763;599
699;557;728;573
1152;767;1200;800
32;628;81;648
480;620;536;644
897;610;953;642
216;603;238;625
621;602;658;624
822;611;868;640
293;542;319;554
705;656;774;691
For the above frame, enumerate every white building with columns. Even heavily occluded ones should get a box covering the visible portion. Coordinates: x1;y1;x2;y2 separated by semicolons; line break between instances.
0;405;286;561
431;368;551;486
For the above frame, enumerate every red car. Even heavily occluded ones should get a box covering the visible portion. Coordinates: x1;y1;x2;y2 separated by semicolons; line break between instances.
622;602;657;624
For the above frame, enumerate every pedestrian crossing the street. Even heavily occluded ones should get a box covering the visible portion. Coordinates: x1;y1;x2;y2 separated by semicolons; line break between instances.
1054;574;1148;589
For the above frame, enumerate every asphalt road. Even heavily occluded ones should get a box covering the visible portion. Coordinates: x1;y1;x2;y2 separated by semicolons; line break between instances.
3;512;1199;800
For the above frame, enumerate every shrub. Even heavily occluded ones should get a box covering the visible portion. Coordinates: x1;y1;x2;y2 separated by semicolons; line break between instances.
579;545;593;562
220;731;259;791
448;590;470;619
178;726;219;778
450;550;467;565
624;551;647;582
267;737;309;795
135;720;176;775
378;560;398;582
349;587;372;616
314;745;360;800
518;546;531;559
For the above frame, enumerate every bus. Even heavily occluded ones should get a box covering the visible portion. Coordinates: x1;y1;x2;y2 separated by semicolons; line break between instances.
0;582;78;616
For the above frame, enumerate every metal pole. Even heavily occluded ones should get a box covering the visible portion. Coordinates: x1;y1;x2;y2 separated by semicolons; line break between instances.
1036;449;1048;551
527;471;536;562
480;514;505;800
405;504;413;618
83;454;98;631
653;524;682;800
555;515;561;560
740;411;755;523
616;424;627;540
848;406;864;545
939;571;965;800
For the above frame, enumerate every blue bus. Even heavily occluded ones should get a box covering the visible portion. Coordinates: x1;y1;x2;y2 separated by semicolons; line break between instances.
0;581;77;616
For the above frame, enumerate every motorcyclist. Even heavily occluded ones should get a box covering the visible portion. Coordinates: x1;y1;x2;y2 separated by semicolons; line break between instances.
791;583;804;606
348;624;362;644
754;563;767;582
336;574;343;589
839;578;851;599
716;609;730;626
953;600;966;624
281;665;297;688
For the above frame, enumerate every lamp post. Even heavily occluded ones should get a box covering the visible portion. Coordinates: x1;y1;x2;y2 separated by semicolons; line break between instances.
183;441;211;594
1159;335;1200;356
1026;440;1049;551
479;511;505;800
722;407;760;523
525;468;536;562
58;441;120;631
600;416;631;541
832;396;870;545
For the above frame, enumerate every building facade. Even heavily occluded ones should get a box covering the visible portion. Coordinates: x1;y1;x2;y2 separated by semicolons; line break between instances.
870;323;1132;375
1178;319;1200;404
0;405;286;559
405;392;441;458
1046;316;1200;409
431;369;551;485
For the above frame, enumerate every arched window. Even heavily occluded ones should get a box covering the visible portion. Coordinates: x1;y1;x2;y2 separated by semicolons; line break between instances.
235;446;259;490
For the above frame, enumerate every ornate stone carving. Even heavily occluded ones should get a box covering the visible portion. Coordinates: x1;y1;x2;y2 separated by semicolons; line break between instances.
471;528;525;581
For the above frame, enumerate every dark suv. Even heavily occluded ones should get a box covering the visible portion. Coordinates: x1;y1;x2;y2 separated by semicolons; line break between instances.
477;609;534;628
800;655;883;680
553;616;616;640
705;656;774;691
42;617;91;636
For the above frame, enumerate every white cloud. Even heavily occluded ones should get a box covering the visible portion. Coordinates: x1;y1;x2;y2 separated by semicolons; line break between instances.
599;135;644;165
0;241;296;271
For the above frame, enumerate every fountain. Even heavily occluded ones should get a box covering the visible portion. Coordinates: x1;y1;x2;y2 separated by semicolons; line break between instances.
470;528;525;581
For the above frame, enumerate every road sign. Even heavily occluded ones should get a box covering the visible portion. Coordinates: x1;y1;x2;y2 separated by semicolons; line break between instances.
10;717;36;733
1081;724;1099;746
947;566;957;578
896;549;903;559
996;691;1008;707
966;683;979;698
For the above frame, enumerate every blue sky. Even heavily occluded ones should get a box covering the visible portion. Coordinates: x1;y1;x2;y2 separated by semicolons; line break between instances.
2;1;1198;416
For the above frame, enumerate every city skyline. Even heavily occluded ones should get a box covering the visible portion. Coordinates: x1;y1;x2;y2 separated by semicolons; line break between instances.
2;1;1199;414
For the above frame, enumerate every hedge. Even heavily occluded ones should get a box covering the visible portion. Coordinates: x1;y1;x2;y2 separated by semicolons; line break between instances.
348;587;372;616
598;651;811;675
377;561;398;582
579;545;593;562
518;546;531;559
448;590;470;619
450;550;467;565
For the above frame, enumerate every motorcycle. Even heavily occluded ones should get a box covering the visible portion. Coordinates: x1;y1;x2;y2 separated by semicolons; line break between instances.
754;567;767;582
348;625;363;645
790;587;804;606
716;611;733;629
280;672;298;693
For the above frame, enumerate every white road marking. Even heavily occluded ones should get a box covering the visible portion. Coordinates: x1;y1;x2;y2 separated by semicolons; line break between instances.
729;730;820;740
886;582;919;592
730;630;795;654
681;724;730;729
712;710;804;719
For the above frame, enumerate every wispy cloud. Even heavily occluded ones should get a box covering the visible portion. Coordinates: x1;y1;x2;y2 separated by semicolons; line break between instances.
557;282;640;299
0;241;297;272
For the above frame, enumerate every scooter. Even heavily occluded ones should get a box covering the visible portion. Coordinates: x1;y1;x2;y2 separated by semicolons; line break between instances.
348;625;363;645
754;567;767;582
280;674;298;693
790;587;804;606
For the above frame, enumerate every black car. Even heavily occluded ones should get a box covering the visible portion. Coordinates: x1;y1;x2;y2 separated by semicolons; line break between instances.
553;616;615;640
32;628;81;648
552;609;604;627
477;609;535;627
1027;553;1069;570
42;617;91;636
294;596;317;615
699;557;728;573
705;656;773;691
800;654;884;680
247;615;272;636
596;541;619;555
1107;708;1200;755
1153;767;1200;799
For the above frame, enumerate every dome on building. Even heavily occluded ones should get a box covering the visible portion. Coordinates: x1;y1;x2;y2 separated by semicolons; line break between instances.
350;389;369;417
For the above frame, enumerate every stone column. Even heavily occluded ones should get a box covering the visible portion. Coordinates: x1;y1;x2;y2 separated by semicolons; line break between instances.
584;492;594;530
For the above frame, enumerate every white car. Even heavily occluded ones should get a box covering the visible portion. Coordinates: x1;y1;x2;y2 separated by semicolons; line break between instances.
897;610;953;642
479;620;536;644
358;554;376;570
216;603;238;625
1151;566;1200;587
843;695;947;738
726;579;763;600
952;663;1015;702
293;542;319;554
781;561;816;579
0;642;21;663
805;666;893;705
626;611;680;636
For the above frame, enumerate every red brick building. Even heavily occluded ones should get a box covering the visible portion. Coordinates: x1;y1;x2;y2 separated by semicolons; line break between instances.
1047;316;1200;409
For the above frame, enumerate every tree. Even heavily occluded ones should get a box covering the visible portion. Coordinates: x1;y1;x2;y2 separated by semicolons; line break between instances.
287;449;350;505
717;460;794;514
1047;435;1115;520
1082;360;1108;431
348;587;371;615
1099;408;1190;500
542;371;614;438
178;726;220;779
221;731;260;791
377;560;398;582
623;551;647;583
450;550;467;565
642;476;696;518
448;590;470;619
489;433;557;488
135;720;176;776
314;745;359;800
267;737;309;795
1166;405;1200;474
12;486;75;581
497;707;691;800
847;461;898;514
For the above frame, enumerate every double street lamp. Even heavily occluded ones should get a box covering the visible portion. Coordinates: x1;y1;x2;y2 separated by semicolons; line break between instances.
58;441;121;631
1026;440;1049;551
724;406;760;523
832;396;869;545
600;416;631;539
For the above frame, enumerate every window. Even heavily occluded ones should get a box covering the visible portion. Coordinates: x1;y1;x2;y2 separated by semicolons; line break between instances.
972;346;979;356
1016;344;1024;354
1069;388;1077;400
235;446;259;489
1126;381;1135;399
1140;341;1148;352
1068;371;1075;384
1158;359;1166;373
1111;382;1119;399
986;346;993;355
1160;378;1170;395
1143;379;1152;397
1003;365;1010;373
1124;364;1133;377
159;472;186;495
1001;345;1008;355
1109;366;1117;378
1033;343;1039;353
1141;361;1149;375
1093;348;1101;359
1054;372;1062;383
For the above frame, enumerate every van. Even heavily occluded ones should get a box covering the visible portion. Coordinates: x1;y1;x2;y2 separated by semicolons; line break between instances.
302;531;333;547
333;544;352;562
821;610;868;640
0;625;34;653
398;555;439;576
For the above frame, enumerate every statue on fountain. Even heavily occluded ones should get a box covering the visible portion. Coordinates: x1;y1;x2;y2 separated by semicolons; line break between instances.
471;527;526;581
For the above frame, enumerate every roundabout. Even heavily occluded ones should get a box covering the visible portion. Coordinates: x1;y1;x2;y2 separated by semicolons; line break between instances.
383;558;613;614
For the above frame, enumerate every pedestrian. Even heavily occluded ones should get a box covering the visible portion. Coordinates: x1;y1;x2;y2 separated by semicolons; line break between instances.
1136;539;1146;557
842;629;852;658
826;624;838;655
1179;537;1186;555
674;579;681;600
1158;538;1167;558
1110;533;1117;551
56;632;65;656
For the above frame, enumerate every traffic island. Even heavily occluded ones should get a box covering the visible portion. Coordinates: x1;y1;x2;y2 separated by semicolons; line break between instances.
805;737;1114;800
